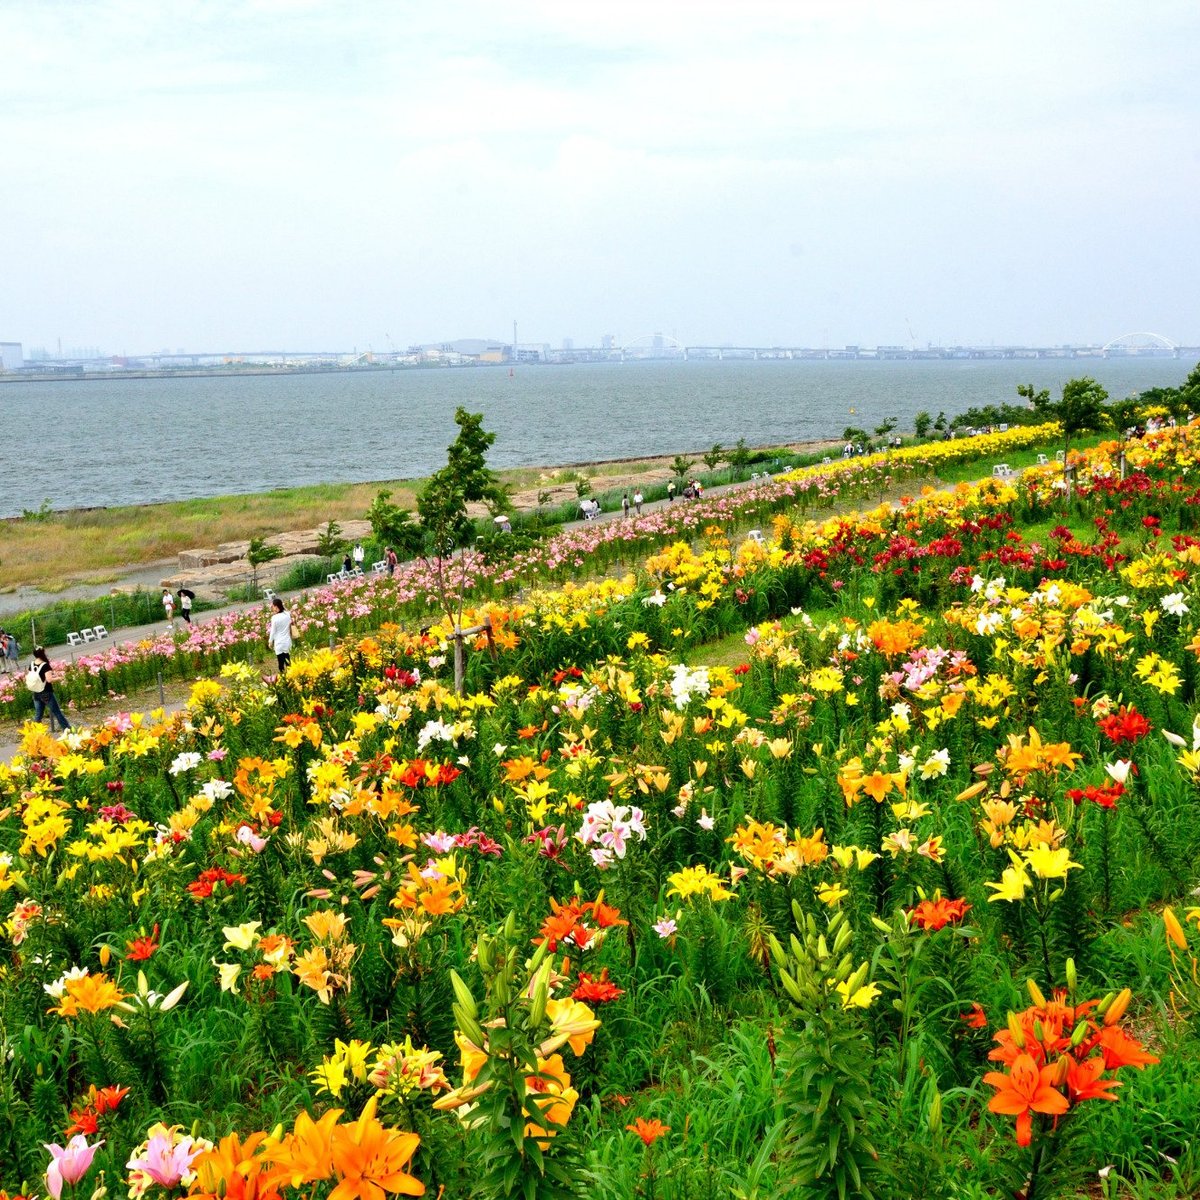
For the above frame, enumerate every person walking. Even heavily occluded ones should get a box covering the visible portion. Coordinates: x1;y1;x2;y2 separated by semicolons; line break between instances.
0;631;9;674
385;546;398;576
342;553;353;575
267;596;293;674
621;493;630;519
666;480;676;503
633;490;643;516
28;646;71;730
4;630;17;675
352;542;365;572
162;589;175;627
177;588;194;625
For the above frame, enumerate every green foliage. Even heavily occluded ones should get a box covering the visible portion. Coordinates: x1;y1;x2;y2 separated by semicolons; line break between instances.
366;490;423;557
315;520;348;560
913;411;932;440
1020;376;1109;457
670;455;694;484
703;444;725;472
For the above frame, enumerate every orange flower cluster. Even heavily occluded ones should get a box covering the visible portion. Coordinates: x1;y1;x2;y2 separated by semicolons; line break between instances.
189;1096;424;1200
866;617;925;657
906;895;971;931
535;894;627;953
983;985;1158;1146
66;1083;129;1136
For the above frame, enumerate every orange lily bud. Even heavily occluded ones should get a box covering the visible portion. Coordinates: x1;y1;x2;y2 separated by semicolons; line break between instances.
1006;1010;1025;1048
1104;987;1132;1026
1164;907;1187;950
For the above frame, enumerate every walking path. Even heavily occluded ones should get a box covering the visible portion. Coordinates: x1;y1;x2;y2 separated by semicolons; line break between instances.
0;474;777;758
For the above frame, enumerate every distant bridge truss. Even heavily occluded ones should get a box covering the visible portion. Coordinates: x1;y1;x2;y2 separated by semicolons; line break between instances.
1102;332;1178;355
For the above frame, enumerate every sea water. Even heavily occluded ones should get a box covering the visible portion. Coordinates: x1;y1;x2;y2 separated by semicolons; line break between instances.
0;357;1190;517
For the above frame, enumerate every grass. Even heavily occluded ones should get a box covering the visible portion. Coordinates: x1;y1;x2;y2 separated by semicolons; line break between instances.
0;479;423;592
0;442;819;593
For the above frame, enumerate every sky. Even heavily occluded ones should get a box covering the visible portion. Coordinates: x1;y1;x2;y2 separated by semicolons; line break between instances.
2;0;1198;353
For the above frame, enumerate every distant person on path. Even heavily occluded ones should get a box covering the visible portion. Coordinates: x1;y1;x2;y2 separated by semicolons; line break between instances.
667;480;676;503
0;630;14;675
29;646;71;730
633;490;643;516
621;493;630;519
353;542;365;571
267;596;293;674
342;553;353;575
162;589;175;627
386;546;398;576
177;589;194;625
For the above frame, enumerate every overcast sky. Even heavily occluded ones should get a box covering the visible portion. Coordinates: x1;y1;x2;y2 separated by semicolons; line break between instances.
2;0;1197;353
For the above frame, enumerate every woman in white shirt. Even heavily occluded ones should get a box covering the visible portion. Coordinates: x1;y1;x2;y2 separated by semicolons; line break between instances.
267;597;293;673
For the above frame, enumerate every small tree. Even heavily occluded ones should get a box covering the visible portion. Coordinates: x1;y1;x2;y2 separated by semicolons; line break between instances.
670;455;694;485
366;491;423;559
246;536;282;595
913;411;932;440
1020;377;1109;465
417;408;507;690
1105;397;1142;440
874;417;898;441
933;411;947;434
315;520;348;562
727;437;753;475
703;443;724;472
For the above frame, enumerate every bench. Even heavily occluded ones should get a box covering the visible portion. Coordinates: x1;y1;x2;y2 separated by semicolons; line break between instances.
372;560;388;575
992;464;1015;479
579;499;600;520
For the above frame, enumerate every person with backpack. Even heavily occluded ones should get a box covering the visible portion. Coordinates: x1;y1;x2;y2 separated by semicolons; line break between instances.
27;647;71;731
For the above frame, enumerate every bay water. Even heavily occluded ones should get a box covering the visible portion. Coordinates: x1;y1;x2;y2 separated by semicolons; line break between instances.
0;357;1191;518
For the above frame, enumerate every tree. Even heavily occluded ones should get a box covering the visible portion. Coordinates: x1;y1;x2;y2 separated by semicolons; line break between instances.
315;520;347;562
702;443;724;471
1021;377;1108;464
670;455;694;485
727;438;753;475
1105;397;1142;440
913;411;932;440
933;411;947;434
366;492;423;559
417;409;506;556
874;418;898;440
246;536;282;595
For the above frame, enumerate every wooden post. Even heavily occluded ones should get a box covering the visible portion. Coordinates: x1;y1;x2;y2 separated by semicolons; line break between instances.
451;616;494;695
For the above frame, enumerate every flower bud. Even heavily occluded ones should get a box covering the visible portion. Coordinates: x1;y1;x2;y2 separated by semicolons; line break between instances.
1027;979;1047;1008
1065;957;1077;993
1103;987;1132;1026
1006;1011;1026;1048
1163;907;1187;950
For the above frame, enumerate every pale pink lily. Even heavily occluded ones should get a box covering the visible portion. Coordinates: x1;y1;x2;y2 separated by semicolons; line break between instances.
45;1135;102;1200
126;1129;202;1188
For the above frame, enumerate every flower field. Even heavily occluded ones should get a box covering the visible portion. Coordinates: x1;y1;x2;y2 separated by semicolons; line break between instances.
6;422;1200;1198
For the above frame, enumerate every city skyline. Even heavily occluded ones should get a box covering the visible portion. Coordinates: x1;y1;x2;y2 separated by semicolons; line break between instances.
2;1;1198;353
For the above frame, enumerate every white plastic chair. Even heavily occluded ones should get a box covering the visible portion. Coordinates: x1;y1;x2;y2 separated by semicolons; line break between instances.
81;628;97;643
327;573;339;584
747;529;767;546
93;625;109;640
1037;454;1048;465
372;560;387;574
67;632;83;647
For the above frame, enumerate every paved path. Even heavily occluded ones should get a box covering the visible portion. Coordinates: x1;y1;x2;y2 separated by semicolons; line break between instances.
0;466;804;758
